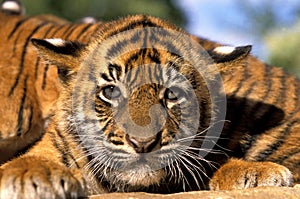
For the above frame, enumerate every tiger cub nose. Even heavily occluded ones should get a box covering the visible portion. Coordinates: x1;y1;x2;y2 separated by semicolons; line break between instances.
126;134;160;153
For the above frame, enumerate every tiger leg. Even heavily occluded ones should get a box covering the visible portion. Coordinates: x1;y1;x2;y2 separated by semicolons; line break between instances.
0;129;88;199
209;158;293;190
0;155;86;199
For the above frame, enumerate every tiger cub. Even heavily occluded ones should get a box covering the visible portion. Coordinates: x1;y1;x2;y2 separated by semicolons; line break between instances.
0;0;218;165
1;7;300;199
1;13;299;198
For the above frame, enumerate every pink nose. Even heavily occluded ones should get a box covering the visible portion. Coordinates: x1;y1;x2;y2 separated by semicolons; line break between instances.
126;135;160;153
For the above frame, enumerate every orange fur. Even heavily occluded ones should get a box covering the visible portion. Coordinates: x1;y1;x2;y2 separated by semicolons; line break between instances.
1;6;300;198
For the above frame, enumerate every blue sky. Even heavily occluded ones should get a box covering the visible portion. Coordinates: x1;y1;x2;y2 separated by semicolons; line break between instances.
175;0;300;60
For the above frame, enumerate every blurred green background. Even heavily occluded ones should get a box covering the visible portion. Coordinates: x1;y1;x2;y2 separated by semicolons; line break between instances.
21;0;300;76
22;0;185;26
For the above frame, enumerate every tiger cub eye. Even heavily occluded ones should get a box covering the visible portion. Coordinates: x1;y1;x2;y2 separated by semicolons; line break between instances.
102;86;122;100
164;87;185;101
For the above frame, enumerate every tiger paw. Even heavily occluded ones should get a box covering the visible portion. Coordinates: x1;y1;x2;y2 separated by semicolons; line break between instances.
209;159;293;190
0;156;86;199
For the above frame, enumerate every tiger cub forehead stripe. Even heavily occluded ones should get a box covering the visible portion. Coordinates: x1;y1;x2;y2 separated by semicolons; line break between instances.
213;46;236;55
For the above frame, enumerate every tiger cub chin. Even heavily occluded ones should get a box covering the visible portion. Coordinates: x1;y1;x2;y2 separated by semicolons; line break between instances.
0;14;299;198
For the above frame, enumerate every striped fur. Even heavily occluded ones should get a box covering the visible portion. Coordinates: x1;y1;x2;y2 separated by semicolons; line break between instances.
0;3;103;164
0;1;220;165
1;8;300;199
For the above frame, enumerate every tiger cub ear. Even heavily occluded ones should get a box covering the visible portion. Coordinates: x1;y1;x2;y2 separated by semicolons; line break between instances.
208;45;252;64
31;38;86;83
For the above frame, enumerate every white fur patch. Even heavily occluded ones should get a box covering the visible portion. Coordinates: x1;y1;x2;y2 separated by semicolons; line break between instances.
45;38;66;47
213;46;236;55
80;16;97;24
1;1;20;12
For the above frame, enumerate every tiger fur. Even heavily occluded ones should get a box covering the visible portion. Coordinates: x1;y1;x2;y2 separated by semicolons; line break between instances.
0;1;104;164
1;1;300;199
0;0;218;165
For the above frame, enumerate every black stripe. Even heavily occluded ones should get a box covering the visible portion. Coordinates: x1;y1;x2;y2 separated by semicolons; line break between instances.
106;16;159;39
226;83;256;152
246;65;272;120
245;67;282;135
230;67;248;96
100;73;113;82
88;66;97;82
97;117;111;123
56;129;80;168
125;52;140;73
105;38;130;58
277;79;300;122
286;79;300;118
25;105;34;136
41;64;49;90
108;64;122;81
154;62;163;85
256;119;300;161
43;24;58;38
130;30;141;43
223;66;251;147
250;70;289;160
199;94;210;130
96;95;112;108
262;64;272;91
282;76;300;121
48;24;65;38
59;24;72;38
32;24;57;82
75;23;94;40
125;68;133;86
165;64;173;84
98;118;113;134
162;41;182;57
16;75;28;136
34;57;40;80
108;66;116;81
94;105;107;116
277;148;300;165
54;128;80;168
49;131;69;166
9;22;49;96
149;48;161;64
12;28;23;55
62;24;78;39
33;24;56;80
128;58;142;88
275;69;287;107
148;63;153;83
7;17;30;40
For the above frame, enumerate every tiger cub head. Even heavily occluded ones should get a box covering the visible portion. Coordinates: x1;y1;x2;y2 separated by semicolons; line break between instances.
32;15;251;191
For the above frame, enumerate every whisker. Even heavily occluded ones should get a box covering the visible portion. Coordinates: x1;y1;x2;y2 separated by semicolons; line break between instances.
175;147;219;172
176;153;202;189
211;140;232;152
177;120;229;142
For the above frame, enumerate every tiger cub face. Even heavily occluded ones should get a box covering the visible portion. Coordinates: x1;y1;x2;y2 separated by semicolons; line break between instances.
32;15;251;191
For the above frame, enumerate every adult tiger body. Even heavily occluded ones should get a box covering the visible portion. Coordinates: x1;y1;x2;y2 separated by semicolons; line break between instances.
0;5;103;164
1;2;300;199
